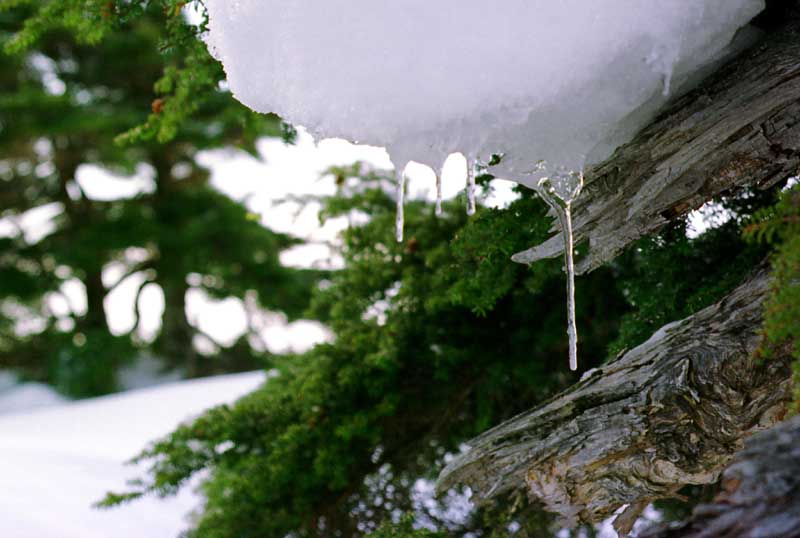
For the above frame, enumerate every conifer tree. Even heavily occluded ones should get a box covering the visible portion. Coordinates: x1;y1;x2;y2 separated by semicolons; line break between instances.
0;4;315;396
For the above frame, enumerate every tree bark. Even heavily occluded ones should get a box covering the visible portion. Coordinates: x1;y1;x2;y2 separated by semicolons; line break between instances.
436;268;792;527
512;4;800;274
640;414;800;538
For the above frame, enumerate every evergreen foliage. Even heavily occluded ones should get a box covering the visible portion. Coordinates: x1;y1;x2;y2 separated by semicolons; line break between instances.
0;0;253;144
607;189;774;358
98;168;779;537
0;2;314;396
100;175;617;537
744;183;800;410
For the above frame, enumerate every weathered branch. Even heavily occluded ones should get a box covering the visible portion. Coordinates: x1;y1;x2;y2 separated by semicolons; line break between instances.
640;415;800;538
436;268;792;526
513;6;800;273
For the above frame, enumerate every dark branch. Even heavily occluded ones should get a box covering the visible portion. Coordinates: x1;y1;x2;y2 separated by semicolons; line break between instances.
640;415;800;538
436;268;792;526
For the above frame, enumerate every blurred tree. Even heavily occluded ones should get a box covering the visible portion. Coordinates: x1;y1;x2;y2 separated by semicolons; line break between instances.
0;4;316;397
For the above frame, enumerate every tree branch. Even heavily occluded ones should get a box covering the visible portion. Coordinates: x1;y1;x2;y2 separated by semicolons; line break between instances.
106;263;154;294
513;6;800;274
640;414;800;538
131;276;154;338
436;268;792;526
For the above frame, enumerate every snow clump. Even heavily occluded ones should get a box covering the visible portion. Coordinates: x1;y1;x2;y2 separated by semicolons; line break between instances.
203;0;764;185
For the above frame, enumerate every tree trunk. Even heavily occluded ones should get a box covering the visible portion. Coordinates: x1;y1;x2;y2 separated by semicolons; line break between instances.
150;151;202;376
512;3;800;274
156;275;199;376
640;415;800;538
436;267;792;527
82;268;109;333
54;146;109;334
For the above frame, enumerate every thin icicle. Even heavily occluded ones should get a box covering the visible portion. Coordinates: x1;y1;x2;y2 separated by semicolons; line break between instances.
562;199;579;371
435;167;444;217
395;169;406;243
534;166;584;371
466;155;476;216
662;70;673;97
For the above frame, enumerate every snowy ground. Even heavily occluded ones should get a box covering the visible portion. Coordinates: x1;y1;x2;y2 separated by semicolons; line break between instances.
0;371;664;537
0;372;265;538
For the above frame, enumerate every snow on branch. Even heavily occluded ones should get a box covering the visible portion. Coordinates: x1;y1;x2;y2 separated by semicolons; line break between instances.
513;8;800;273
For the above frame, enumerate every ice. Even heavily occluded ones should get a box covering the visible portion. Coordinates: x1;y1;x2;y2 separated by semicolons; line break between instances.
435;168;444;217
204;0;763;188
396;169;406;242
533;163;584;370
466;157;477;217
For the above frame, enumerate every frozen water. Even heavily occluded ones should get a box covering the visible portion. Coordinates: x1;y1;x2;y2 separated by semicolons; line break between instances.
533;163;584;370
435;168;444;217
204;0;763;187
466;156;477;217
395;169;406;242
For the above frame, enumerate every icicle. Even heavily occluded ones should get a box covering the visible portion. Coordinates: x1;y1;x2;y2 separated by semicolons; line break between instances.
563;199;579;372
662;70;673;97
466;155;476;216
435;167;444;217
534;165;584;371
395;169;406;243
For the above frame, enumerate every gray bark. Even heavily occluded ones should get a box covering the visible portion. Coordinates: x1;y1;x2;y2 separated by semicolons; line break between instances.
436;268;792;527
640;414;800;538
512;8;800;274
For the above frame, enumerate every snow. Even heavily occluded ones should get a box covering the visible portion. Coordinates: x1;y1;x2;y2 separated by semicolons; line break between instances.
204;0;764;186
0;371;266;538
0;383;66;415
0;373;66;415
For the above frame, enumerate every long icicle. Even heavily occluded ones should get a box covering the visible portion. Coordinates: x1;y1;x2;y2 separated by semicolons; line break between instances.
466;156;477;216
395;168;406;243
435;167;444;217
535;171;583;371
563;200;578;371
